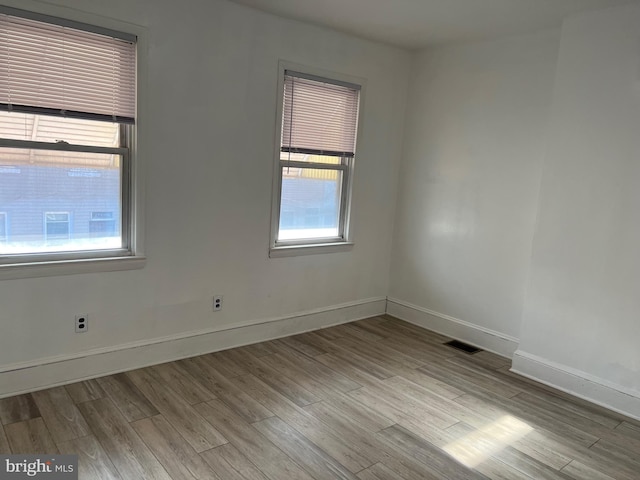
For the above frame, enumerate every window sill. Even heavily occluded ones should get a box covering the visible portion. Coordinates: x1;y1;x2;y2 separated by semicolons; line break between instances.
269;242;354;258
0;255;146;280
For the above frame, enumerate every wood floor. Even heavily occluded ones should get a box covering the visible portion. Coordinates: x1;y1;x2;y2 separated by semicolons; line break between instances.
1;316;639;480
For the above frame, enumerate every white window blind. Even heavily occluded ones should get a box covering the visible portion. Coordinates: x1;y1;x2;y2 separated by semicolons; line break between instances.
0;9;136;123
282;71;360;158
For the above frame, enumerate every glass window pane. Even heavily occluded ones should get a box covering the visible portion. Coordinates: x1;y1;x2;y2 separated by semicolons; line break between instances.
0;148;122;255
279;152;342;165
278;167;342;241
0;111;120;147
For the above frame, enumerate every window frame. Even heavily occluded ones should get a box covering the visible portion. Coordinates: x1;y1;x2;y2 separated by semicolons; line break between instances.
269;62;363;257
0;109;132;264
43;211;71;243
277;156;351;244
0;3;146;279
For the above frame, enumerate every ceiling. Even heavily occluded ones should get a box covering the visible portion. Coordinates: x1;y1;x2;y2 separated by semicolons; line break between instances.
229;0;640;49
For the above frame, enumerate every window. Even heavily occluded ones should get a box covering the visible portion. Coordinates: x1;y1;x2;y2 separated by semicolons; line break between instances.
44;212;70;244
90;212;116;238
270;68;361;255
0;7;137;268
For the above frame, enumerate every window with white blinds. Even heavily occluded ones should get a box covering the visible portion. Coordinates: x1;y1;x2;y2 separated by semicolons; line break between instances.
0;8;139;270
271;68;362;254
0;8;136;123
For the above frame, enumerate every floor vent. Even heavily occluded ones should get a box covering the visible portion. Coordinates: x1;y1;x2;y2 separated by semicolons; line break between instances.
444;340;482;354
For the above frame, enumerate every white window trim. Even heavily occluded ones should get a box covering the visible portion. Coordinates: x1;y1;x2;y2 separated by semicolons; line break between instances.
0;1;148;280
269;61;365;258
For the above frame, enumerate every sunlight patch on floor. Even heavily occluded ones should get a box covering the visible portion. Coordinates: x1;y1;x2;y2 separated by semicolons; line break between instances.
443;415;533;468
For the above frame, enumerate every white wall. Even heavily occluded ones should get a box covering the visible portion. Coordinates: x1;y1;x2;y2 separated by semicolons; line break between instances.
388;31;560;355
515;4;640;418
0;0;410;394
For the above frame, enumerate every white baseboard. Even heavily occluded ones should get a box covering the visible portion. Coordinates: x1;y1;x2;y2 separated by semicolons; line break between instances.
0;297;386;398
512;350;640;421
386;298;519;358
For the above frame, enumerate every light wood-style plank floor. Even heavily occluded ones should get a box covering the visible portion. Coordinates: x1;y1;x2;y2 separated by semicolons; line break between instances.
1;315;639;479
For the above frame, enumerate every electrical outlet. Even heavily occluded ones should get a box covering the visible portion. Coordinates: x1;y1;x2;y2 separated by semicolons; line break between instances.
213;295;223;312
75;314;88;333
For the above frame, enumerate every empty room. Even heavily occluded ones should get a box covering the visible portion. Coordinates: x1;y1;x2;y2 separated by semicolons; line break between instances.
0;0;639;478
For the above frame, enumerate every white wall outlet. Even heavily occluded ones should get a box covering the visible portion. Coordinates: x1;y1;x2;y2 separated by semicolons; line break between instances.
75;314;88;333
213;295;223;311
